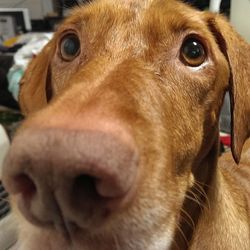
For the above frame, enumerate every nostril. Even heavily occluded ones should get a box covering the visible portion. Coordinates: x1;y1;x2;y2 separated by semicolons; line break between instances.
72;175;99;201
14;174;37;199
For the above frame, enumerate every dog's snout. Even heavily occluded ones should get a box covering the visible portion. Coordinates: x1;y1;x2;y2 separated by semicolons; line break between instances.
2;127;139;229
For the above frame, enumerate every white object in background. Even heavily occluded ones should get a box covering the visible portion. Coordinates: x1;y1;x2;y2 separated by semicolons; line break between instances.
0;125;10;177
0;16;16;41
0;125;17;250
0;214;18;250
0;0;54;20
0;8;31;31
7;32;53;101
231;0;250;43
209;0;222;13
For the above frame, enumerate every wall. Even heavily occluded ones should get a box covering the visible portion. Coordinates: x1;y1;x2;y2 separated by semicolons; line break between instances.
230;0;250;42
0;0;54;19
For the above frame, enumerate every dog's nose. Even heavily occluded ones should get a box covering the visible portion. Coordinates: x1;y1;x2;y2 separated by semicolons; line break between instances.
2;127;138;230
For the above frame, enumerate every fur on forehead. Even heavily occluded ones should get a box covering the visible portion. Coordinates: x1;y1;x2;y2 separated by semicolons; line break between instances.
62;0;202;30
96;0;154;9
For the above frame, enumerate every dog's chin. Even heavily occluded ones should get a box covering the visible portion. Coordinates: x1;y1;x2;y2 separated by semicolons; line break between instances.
17;216;135;250
17;217;175;250
14;196;178;250
14;188;141;249
16;214;117;250
12;196;120;246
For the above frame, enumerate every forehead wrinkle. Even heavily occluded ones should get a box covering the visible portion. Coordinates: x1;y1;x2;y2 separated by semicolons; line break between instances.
83;0;156;24
98;0;154;9
63;0;159;32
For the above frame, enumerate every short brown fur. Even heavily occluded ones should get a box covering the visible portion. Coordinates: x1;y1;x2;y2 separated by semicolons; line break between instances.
2;0;250;249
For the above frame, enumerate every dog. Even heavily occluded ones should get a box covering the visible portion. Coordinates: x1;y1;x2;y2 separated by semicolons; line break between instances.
2;0;250;249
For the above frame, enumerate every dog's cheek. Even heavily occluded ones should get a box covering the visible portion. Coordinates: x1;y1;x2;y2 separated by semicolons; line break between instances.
168;108;203;172
115;135;184;238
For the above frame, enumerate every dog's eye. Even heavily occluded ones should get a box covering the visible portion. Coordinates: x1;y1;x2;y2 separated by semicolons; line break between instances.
181;38;206;67
60;34;80;61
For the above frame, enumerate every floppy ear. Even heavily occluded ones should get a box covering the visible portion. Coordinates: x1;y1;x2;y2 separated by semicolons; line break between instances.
19;41;54;115
206;14;250;164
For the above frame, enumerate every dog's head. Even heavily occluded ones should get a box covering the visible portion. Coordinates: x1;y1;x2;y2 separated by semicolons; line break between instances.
2;0;250;249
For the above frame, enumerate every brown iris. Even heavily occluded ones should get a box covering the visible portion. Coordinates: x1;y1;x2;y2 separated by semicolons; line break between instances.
60;33;80;61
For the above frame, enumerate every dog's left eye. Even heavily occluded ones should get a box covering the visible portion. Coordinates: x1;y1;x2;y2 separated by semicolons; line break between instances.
60;34;80;61
180;37;206;67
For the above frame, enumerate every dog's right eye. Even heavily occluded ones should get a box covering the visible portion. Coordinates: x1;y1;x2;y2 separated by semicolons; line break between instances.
60;34;80;61
180;37;206;67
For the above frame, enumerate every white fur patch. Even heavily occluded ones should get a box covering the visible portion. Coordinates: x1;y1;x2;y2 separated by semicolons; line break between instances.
188;61;209;72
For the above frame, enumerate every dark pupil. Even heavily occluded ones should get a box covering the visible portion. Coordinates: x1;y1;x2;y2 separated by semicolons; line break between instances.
63;36;80;56
183;40;204;59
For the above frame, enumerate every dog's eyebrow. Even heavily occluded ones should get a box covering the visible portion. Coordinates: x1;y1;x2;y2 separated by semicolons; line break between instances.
169;12;207;32
142;3;206;35
143;17;205;43
169;20;194;34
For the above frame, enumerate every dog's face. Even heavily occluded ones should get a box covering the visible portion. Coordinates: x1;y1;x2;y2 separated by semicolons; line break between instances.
2;0;250;249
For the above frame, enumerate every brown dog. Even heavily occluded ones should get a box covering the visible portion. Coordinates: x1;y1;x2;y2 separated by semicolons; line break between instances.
2;0;250;249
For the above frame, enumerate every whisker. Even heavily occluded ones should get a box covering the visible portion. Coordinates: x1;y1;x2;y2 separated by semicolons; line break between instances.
192;181;211;209
113;234;121;250
180;208;195;229
170;231;180;249
184;193;207;211
189;188;209;212
194;179;211;189
74;0;80;7
175;222;190;248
